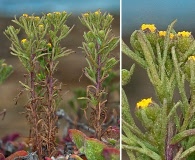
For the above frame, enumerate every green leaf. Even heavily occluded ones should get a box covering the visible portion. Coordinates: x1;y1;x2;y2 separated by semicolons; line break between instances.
84;137;107;160
99;37;119;56
122;40;147;68
180;145;195;159
68;129;86;150
19;81;31;90
122;64;135;86
137;31;160;86
123;145;161;160
104;57;118;71
0;60;13;84
122;89;136;127
171;129;195;145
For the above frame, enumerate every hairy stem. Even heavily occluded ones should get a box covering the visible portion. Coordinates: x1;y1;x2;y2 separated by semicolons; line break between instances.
165;120;176;160
45;60;57;156
29;53;41;157
95;53;102;140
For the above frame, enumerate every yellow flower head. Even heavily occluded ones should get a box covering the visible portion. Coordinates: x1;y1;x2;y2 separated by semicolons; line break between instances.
47;43;52;48
141;24;156;32
136;98;152;109
159;31;166;37
188;56;195;61
83;13;89;17
108;14;112;18
38;24;44;32
159;31;174;39
47;13;52;17
39;24;44;28
170;33;174;39
21;39;27;44
54;12;61;15
178;31;191;38
22;14;28;17
34;16;40;20
28;16;34;19
95;10;101;15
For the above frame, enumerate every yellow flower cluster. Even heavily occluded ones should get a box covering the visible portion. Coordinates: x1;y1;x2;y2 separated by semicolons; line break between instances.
178;31;191;37
54;12;61;15
159;31;174;39
83;10;101;17
141;24;156;32
136;98;152;109
46;11;66;18
188;56;195;61
22;14;40;21
141;24;192;40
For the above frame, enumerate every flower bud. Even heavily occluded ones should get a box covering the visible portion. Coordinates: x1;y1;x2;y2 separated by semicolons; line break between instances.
94;10;101;16
135;98;161;129
87;31;95;41
47;13;52;17
122;69;130;86
34;16;40;21
54;12;61;15
88;42;95;49
177;31;193;53
21;39;28;48
38;24;44;32
21;39;27;44
22;14;28;18
98;30;105;38
184;56;195;81
83;13;89;17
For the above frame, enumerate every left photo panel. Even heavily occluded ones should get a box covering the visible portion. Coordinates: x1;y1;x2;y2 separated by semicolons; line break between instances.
0;1;120;159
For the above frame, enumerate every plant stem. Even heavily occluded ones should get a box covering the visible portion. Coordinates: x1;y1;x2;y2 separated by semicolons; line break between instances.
29;53;41;157
45;59;57;156
165;120;176;160
96;54;101;92
95;53;102;140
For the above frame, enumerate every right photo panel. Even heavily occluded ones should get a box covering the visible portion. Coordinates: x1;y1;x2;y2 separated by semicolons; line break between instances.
122;0;195;159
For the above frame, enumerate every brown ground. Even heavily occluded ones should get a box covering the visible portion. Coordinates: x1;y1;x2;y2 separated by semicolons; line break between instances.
0;15;120;139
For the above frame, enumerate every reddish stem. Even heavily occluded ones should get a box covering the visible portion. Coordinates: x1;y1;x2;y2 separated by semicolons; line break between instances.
95;51;103;140
45;60;57;156
29;53;41;156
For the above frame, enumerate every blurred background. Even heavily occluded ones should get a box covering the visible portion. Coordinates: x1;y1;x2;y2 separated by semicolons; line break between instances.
122;0;195;159
0;0;120;140
0;0;119;17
